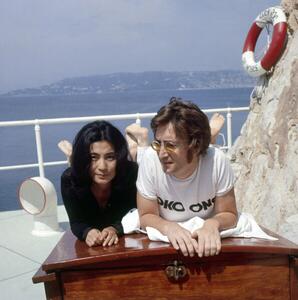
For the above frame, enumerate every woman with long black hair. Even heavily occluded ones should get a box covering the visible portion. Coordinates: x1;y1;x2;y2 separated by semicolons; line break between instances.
61;120;139;247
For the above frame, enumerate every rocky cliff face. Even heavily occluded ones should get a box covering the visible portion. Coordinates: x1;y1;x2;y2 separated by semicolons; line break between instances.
230;0;298;243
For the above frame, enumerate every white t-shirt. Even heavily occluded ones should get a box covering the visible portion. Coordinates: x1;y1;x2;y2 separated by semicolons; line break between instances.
136;147;234;222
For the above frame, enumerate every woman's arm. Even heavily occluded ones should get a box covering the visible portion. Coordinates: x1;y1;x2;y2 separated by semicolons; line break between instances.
61;170;96;241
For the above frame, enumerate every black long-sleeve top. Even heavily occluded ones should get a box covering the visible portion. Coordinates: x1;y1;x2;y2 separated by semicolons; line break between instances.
61;161;138;241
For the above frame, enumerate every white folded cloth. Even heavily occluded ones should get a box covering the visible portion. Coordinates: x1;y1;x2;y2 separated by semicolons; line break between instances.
121;209;277;242
122;208;146;234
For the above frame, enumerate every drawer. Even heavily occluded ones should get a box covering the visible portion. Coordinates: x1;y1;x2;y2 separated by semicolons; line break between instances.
60;255;289;300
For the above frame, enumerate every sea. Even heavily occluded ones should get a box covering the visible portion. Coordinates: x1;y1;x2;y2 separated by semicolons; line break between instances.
0;87;252;211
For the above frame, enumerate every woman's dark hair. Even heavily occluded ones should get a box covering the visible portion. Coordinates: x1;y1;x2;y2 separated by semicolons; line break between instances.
70;120;130;188
151;97;211;157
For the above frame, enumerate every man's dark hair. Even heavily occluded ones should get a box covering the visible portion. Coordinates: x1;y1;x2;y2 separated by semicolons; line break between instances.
70;120;130;188
151;97;211;156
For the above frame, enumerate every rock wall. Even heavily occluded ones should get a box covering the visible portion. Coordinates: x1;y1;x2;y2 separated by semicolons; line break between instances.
230;1;298;243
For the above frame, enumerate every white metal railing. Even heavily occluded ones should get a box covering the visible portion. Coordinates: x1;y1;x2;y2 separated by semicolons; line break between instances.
0;107;249;176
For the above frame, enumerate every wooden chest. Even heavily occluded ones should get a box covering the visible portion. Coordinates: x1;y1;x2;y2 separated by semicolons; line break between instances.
33;229;298;300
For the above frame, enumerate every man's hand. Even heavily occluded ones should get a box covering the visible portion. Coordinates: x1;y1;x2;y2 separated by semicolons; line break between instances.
85;228;102;247
164;222;198;257
191;219;221;257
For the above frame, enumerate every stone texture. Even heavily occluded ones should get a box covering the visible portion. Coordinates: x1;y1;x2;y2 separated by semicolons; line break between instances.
230;2;298;243
282;0;298;31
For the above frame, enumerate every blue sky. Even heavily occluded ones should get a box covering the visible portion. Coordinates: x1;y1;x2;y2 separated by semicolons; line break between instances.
0;0;280;92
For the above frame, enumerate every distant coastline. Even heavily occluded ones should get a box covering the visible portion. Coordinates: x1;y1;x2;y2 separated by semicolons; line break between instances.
1;70;255;97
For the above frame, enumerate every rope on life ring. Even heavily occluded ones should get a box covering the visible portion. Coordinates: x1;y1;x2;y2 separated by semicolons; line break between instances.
242;6;287;77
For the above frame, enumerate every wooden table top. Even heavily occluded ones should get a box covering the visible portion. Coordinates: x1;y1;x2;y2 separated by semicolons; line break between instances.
41;229;298;273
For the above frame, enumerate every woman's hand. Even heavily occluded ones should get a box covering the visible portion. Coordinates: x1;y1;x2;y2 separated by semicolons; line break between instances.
100;226;119;246
85;228;102;247
85;227;119;247
191;219;221;257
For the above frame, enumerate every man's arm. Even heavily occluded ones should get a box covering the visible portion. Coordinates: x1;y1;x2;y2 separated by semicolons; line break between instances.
192;188;237;257
211;188;238;230
137;192;198;257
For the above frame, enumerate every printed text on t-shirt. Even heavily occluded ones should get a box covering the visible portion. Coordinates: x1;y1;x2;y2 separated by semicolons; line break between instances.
157;197;215;212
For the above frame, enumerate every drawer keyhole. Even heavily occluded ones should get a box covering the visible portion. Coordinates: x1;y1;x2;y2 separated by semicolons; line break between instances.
165;260;187;281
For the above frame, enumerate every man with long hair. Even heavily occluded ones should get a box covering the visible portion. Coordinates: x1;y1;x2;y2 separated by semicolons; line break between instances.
136;97;237;257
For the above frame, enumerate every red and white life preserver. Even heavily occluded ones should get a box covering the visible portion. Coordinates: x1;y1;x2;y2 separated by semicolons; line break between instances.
242;6;287;77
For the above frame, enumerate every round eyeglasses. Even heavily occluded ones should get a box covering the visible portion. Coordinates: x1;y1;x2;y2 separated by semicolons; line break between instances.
151;140;180;153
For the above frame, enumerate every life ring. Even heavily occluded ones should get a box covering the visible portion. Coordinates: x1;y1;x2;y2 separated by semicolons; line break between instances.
242;6;287;77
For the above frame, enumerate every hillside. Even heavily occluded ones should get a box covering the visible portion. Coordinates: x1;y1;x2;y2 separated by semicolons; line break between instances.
3;70;255;96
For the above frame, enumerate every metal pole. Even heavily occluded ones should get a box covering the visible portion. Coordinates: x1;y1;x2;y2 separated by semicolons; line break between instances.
34;121;45;177
136;113;141;125
226;108;232;150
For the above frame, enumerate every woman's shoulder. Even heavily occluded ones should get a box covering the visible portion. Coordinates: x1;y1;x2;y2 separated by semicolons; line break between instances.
61;167;74;188
114;160;138;190
61;167;72;180
126;160;138;179
61;167;90;197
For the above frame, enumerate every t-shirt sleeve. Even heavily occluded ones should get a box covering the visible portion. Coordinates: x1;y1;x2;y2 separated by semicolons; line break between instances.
136;146;149;165
136;148;158;200
214;149;235;197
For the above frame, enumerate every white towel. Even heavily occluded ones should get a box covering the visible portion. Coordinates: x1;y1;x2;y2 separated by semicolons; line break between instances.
121;209;277;242
122;208;146;234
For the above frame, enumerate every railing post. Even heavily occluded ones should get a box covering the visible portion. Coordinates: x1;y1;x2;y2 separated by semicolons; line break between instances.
136;113;141;125
34;121;45;177
226;108;232;150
